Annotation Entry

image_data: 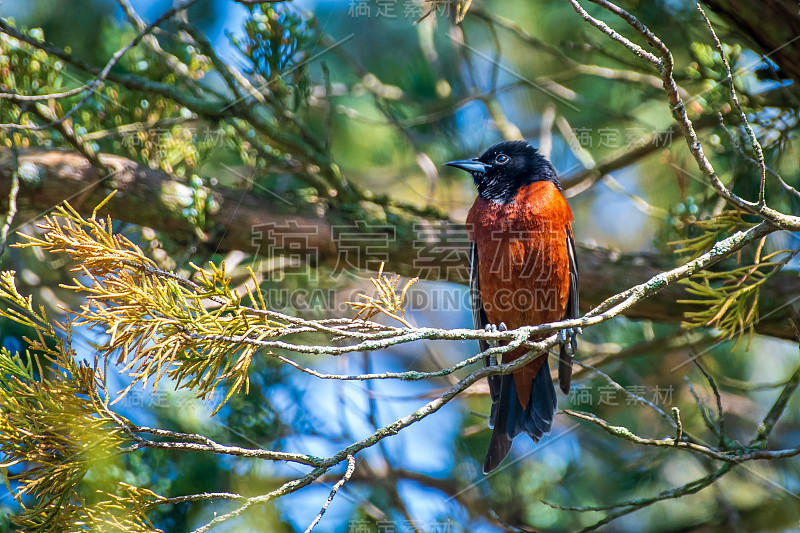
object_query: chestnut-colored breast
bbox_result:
[467,180,574,405]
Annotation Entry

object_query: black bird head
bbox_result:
[445,140,560,203]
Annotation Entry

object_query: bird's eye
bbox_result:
[495,154,510,164]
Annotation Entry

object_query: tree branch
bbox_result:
[3,149,797,339]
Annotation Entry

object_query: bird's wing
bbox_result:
[566,225,579,322]
[558,225,579,394]
[470,241,500,405]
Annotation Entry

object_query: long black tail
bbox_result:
[483,357,557,473]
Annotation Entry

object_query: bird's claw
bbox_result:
[484,322,507,335]
[484,322,507,364]
[558,326,582,356]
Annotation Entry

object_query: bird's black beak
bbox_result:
[444,158,492,174]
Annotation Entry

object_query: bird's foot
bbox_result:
[558,326,582,356]
[484,322,507,365]
[484,322,507,336]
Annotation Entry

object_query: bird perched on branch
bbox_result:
[446,141,579,473]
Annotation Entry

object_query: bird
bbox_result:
[445,140,579,473]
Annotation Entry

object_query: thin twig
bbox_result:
[0,0,202,131]
[567,0,800,230]
[685,376,721,439]
[544,463,735,532]
[304,455,355,533]
[696,4,767,207]
[565,0,661,65]
[692,359,726,445]
[717,114,794,198]
[562,410,738,462]
[573,360,675,427]
[754,363,800,444]
[0,112,21,256]
[671,407,682,445]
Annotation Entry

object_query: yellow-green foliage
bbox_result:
[347,262,418,327]
[678,229,796,344]
[0,272,158,531]
[669,211,755,260]
[14,199,290,415]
